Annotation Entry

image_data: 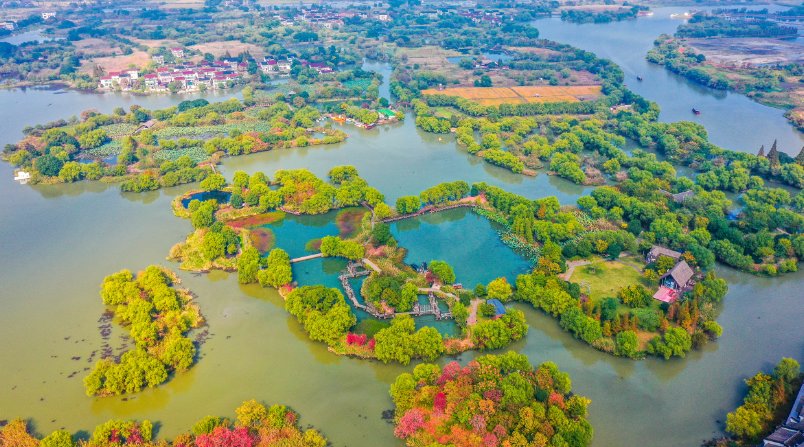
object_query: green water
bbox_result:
[0,49,802,447]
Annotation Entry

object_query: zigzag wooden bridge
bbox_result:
[338,261,454,321]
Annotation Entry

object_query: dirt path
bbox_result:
[467,298,482,326]
[559,260,591,281]
[362,258,381,273]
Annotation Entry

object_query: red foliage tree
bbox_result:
[394,408,426,439]
[195,426,255,447]
[548,392,565,409]
[434,392,447,413]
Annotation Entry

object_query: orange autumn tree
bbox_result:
[389,351,593,447]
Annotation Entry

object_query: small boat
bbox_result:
[636,76,643,81]
[692,108,701,115]
[13,170,31,184]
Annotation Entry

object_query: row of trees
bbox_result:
[0,399,327,447]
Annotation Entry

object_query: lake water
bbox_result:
[0,32,802,447]
[1,28,61,45]
[533,6,804,155]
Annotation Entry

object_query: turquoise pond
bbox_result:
[291,257,459,337]
[277,206,531,337]
[256,210,342,259]
[391,207,532,287]
[274,206,532,337]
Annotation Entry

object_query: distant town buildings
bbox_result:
[301,60,333,74]
[259,57,292,76]
[170,47,185,59]
[99,60,246,92]
[0,21,16,31]
[41,12,56,20]
[458,9,506,26]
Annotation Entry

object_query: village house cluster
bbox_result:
[646,246,698,303]
[99,59,247,92]
[295,8,391,29]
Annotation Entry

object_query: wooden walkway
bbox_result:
[382,202,476,224]
[338,262,391,319]
[337,261,454,321]
[290,253,323,263]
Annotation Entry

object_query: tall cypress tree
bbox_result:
[767,139,780,168]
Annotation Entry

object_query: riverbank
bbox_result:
[647,34,804,130]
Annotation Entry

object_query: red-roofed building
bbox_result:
[652,286,678,303]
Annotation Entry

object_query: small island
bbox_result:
[390,351,593,447]
[84,266,204,397]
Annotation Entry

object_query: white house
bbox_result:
[41,12,56,20]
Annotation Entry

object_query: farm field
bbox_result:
[686,38,804,66]
[421,85,602,105]
[79,51,152,74]
[189,41,266,59]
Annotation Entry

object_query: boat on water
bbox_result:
[670,11,694,19]
[692,108,701,115]
[13,170,31,184]
[636,76,643,81]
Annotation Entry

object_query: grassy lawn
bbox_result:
[569,255,652,303]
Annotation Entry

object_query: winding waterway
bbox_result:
[534,6,804,155]
[0,30,802,447]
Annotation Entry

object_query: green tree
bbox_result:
[58,161,83,182]
[258,248,292,288]
[773,357,800,383]
[615,330,639,358]
[200,173,226,191]
[395,195,422,214]
[237,247,261,284]
[726,406,763,439]
[618,284,651,308]
[40,430,75,447]
[487,277,513,302]
[190,201,217,229]
[429,260,455,284]
[35,154,64,177]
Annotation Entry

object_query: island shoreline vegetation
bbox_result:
[162,163,791,364]
[0,3,802,445]
[84,266,204,397]
[704,357,802,447]
[0,399,328,447]
[645,10,804,131]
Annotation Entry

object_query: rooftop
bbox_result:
[487,299,506,316]
[648,246,682,260]
[662,260,695,287]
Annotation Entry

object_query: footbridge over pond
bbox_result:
[290,253,324,263]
